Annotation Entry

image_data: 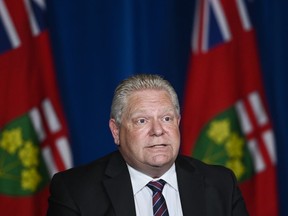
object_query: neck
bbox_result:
[134,163,174,179]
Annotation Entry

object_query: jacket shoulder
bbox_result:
[176,155,237,186]
[53,151,123,182]
[48,151,125,215]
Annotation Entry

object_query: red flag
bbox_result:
[0,0,72,215]
[181,0,278,215]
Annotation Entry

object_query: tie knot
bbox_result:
[147,179,166,193]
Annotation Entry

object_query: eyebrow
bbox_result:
[128,107,176,118]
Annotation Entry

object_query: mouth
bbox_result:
[149,144,168,148]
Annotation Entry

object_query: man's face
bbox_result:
[109,89,180,177]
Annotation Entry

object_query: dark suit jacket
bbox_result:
[47,151,249,216]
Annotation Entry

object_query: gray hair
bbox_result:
[110,74,180,124]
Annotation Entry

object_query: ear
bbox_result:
[177,116,181,126]
[109,119,120,146]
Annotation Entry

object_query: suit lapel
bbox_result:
[176,156,206,216]
[102,152,207,216]
[103,152,136,216]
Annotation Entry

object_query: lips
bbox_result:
[149,144,167,148]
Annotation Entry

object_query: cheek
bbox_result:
[165,124,180,135]
[120,127,144,147]
[128,131,146,145]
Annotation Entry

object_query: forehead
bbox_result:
[128,89,171,103]
[124,89,174,113]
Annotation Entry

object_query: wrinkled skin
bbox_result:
[109,89,181,178]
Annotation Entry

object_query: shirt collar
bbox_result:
[127,163,178,195]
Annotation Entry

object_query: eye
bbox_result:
[136,118,147,125]
[163,116,172,122]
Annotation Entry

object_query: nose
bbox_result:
[150,120,164,137]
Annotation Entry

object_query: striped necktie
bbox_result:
[147,179,169,216]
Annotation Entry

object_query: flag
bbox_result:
[181,0,278,215]
[0,0,73,215]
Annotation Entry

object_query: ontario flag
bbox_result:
[0,0,73,215]
[181,0,278,215]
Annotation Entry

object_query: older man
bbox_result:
[47,74,249,216]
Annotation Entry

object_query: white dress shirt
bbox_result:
[127,164,183,216]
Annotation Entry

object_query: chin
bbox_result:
[150,156,173,167]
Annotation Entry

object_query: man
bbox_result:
[47,74,249,216]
